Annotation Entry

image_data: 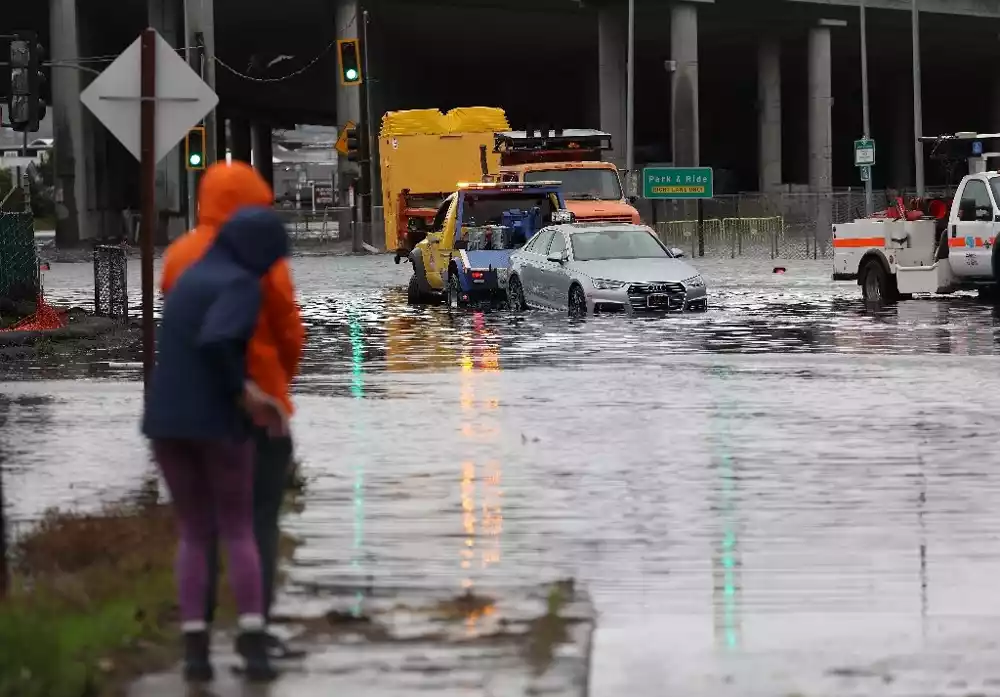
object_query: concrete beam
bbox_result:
[785,0,1000,19]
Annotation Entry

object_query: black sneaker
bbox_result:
[234,630,279,683]
[182,631,214,683]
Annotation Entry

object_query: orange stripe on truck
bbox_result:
[949,236,996,248]
[832,237,885,248]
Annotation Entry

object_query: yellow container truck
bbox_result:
[379,107,510,255]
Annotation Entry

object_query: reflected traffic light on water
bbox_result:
[458,312,504,634]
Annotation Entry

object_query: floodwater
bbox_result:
[7,255,1000,695]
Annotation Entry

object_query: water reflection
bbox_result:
[458,312,503,634]
[348,310,366,617]
[709,372,741,652]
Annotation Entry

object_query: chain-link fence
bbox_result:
[650,187,953,260]
[93,245,128,321]
[275,208,344,244]
[0,210,39,302]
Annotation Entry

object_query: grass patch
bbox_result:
[0,502,183,697]
[0,475,306,696]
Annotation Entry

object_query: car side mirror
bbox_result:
[670,247,686,258]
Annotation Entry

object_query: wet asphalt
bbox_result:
[6,255,1000,695]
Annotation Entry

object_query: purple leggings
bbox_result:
[152,438,263,623]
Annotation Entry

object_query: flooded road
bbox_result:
[7,256,1000,694]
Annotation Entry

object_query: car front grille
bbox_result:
[628,281,686,311]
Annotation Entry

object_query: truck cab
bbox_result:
[833,132,1000,302]
[493,129,642,225]
[406,182,572,307]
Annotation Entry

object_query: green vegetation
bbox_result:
[0,476,307,696]
[0,156,55,222]
[0,502,184,697]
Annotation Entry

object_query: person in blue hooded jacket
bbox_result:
[143,206,290,684]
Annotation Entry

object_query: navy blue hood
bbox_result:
[214,206,290,275]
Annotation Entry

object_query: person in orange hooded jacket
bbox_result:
[161,161,306,660]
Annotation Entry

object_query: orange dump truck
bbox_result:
[493,128,642,225]
[379,107,510,254]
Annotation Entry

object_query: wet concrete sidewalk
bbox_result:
[128,582,594,696]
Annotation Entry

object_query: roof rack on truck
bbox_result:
[493,129,612,167]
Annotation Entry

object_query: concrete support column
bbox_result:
[50,0,90,245]
[336,0,362,200]
[808,25,833,239]
[149,0,186,242]
[251,123,274,191]
[597,2,626,168]
[670,3,700,168]
[758,37,782,192]
[231,119,252,164]
[890,78,912,190]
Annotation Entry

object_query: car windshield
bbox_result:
[523,168,623,201]
[570,229,669,261]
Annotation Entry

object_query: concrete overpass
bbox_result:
[5,0,1000,245]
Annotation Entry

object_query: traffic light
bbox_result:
[185,126,206,170]
[337,39,363,86]
[7,32,46,133]
[345,125,361,163]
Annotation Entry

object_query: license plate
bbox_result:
[647,293,673,308]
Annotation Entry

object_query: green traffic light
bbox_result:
[345,68,358,81]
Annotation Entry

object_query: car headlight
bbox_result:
[682,275,706,289]
[593,278,626,290]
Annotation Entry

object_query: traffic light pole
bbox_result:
[357,34,372,236]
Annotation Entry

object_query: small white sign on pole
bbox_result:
[80,30,219,164]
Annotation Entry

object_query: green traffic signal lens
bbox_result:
[345,68,358,81]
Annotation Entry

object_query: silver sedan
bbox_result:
[506,223,708,316]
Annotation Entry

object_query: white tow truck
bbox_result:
[833,132,1000,302]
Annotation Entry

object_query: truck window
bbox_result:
[958,180,993,221]
[523,168,623,201]
[461,194,557,226]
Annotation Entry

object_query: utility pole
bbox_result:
[362,8,375,227]
[911,0,925,197]
[625,0,635,186]
[860,0,873,216]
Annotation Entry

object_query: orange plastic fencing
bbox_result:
[1,294,65,332]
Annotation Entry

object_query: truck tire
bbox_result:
[861,257,899,303]
[407,275,424,305]
[447,273,464,311]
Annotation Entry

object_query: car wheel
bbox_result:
[447,273,463,311]
[861,258,899,304]
[568,284,588,318]
[507,275,527,313]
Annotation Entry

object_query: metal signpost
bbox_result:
[855,138,876,191]
[643,166,713,257]
[80,28,219,389]
[859,0,874,216]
